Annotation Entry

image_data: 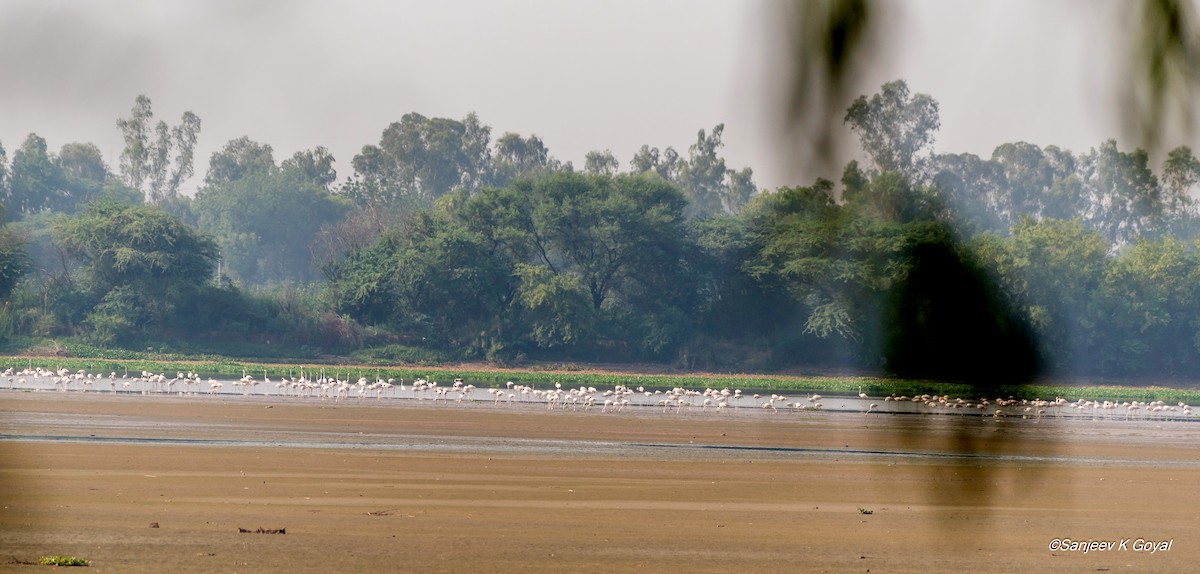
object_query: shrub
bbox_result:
[38,555,90,566]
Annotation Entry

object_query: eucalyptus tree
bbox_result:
[0,141,8,202]
[630,144,684,182]
[583,149,620,176]
[116,95,201,203]
[843,79,940,181]
[632,125,758,218]
[1160,145,1200,218]
[281,146,337,190]
[352,112,492,207]
[491,132,569,186]
[204,136,276,186]
[927,151,1006,235]
[1079,139,1163,245]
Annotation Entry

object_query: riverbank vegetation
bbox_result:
[3,81,1200,389]
[6,355,1200,405]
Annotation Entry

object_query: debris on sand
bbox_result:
[238,527,286,534]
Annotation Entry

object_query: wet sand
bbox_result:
[1,392,1198,573]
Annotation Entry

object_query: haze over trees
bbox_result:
[1,82,1200,380]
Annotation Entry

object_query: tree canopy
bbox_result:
[3,80,1200,378]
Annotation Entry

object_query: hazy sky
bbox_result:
[0,0,1161,194]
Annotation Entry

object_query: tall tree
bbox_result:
[352,113,483,206]
[281,146,337,189]
[680,125,729,218]
[928,151,1006,235]
[1080,139,1162,244]
[584,150,620,176]
[460,112,493,191]
[116,96,201,203]
[844,79,940,179]
[633,126,758,218]
[168,111,201,196]
[204,136,276,186]
[630,145,683,182]
[1160,145,1200,217]
[0,141,8,201]
[5,134,65,218]
[55,142,109,213]
[492,132,566,185]
[116,95,153,193]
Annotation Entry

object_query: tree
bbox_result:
[630,145,683,182]
[928,151,1006,235]
[57,142,107,184]
[352,113,483,206]
[165,111,201,197]
[740,174,1024,376]
[55,142,110,213]
[1094,237,1200,374]
[1160,145,1200,216]
[1080,139,1162,245]
[329,210,515,356]
[204,136,276,186]
[281,147,337,189]
[460,112,494,192]
[0,141,8,201]
[971,217,1109,374]
[584,150,620,176]
[4,134,65,218]
[680,125,729,218]
[116,96,201,203]
[633,125,759,218]
[492,132,566,185]
[116,95,153,193]
[743,179,877,345]
[193,170,351,285]
[514,262,594,348]
[52,201,218,343]
[332,171,694,359]
[991,142,1055,224]
[683,213,787,369]
[844,79,941,179]
[0,203,31,301]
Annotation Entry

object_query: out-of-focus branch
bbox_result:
[1123,0,1200,153]
[783,0,1200,172]
[781,0,881,179]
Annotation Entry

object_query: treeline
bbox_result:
[1,80,1199,380]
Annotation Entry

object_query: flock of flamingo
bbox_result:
[2,366,1196,423]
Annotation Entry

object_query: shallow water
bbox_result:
[3,371,1195,422]
[3,393,1198,468]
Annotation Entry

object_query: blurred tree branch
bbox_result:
[783,0,1200,176]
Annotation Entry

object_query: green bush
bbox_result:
[38,555,90,566]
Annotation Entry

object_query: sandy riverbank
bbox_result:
[1,392,1197,573]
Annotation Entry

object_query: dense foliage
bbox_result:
[3,83,1200,381]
